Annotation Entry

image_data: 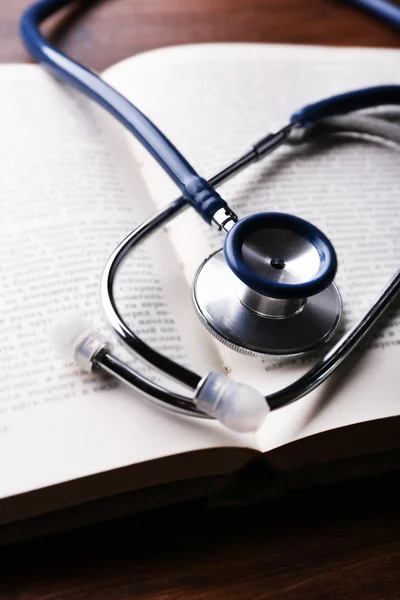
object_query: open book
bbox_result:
[1,43,399,543]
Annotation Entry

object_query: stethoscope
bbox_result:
[21,0,400,433]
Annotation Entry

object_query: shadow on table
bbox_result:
[1,469,399,599]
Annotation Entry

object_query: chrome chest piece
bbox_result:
[193,212,343,357]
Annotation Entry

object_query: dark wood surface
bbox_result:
[2,0,400,70]
[1,1,400,599]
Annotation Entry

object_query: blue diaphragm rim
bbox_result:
[224,212,337,300]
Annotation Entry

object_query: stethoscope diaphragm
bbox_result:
[192,212,343,357]
[192,249,342,357]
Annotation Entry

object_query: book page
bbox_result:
[103,43,400,453]
[0,65,257,504]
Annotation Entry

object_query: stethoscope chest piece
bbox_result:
[192,213,343,357]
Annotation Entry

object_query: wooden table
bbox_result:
[1,2,400,599]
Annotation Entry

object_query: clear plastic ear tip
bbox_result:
[194,373,269,433]
[49,312,108,372]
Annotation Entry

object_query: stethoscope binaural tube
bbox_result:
[23,0,400,432]
[52,203,400,431]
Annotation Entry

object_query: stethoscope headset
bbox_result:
[20,0,400,433]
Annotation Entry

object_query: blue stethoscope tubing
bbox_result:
[20,0,400,225]
[348,0,400,31]
[19,0,400,423]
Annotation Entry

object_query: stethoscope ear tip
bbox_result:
[194,372,269,433]
[49,312,108,372]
